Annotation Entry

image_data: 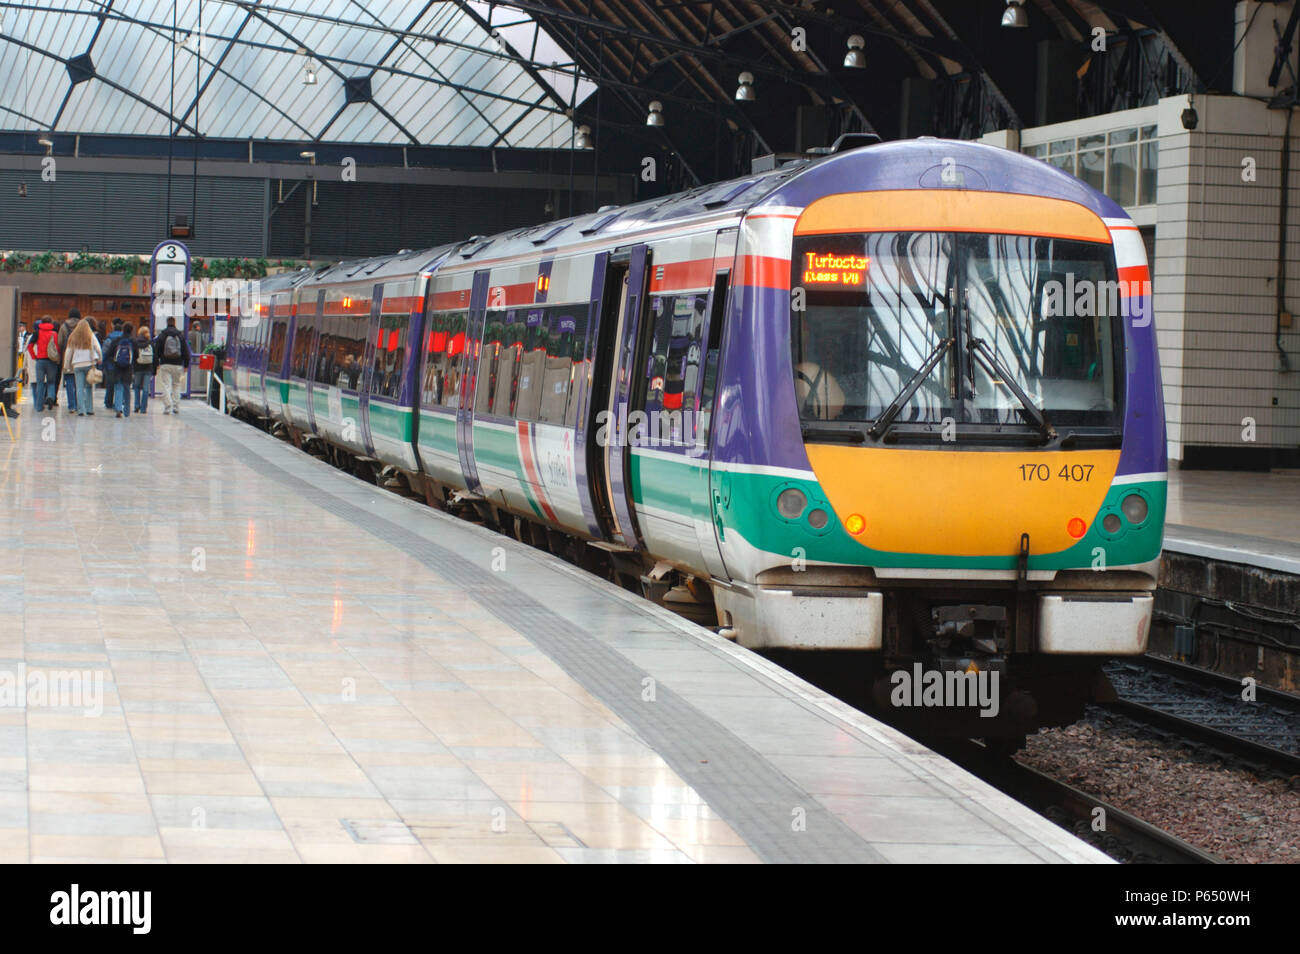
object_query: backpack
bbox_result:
[137,342,153,364]
[113,335,134,369]
[162,334,182,360]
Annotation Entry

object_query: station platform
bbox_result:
[1165,468,1300,575]
[0,400,1110,864]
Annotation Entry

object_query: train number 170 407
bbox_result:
[1019,463,1094,482]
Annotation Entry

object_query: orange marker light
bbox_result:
[844,513,866,535]
[1066,517,1087,538]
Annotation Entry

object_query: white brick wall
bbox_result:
[1155,94,1300,461]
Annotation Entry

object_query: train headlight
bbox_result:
[844,513,866,535]
[776,488,807,519]
[1121,493,1148,525]
[1066,517,1087,538]
[807,508,829,530]
[1102,513,1121,534]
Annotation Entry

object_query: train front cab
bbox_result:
[711,180,1166,729]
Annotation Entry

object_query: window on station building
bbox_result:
[1024,124,1158,207]
[640,292,708,444]
[421,310,469,409]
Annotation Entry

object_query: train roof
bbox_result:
[292,137,1124,288]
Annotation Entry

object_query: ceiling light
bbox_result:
[1001,0,1028,28]
[735,71,755,102]
[300,150,316,161]
[574,125,593,149]
[645,101,664,127]
[844,35,866,69]
[303,64,317,85]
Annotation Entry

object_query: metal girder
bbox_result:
[228,1,422,145]
[0,28,201,135]
[338,0,512,146]
[173,1,256,134]
[449,0,575,115]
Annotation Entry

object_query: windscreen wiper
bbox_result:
[966,336,1057,443]
[869,337,953,439]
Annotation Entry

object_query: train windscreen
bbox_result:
[790,231,1125,435]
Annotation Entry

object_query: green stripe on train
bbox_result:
[627,450,1166,571]
[368,402,413,442]
[471,423,543,520]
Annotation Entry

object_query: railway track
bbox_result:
[1102,656,1300,778]
[930,739,1221,864]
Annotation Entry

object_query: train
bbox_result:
[224,136,1166,739]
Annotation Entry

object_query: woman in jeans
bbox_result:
[132,324,155,413]
[62,318,102,415]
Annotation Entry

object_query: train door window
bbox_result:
[372,313,407,399]
[695,272,730,447]
[514,309,548,421]
[269,320,287,369]
[562,305,591,428]
[475,311,506,414]
[443,312,467,408]
[343,314,368,391]
[640,292,708,444]
[317,314,337,385]
[421,313,446,408]
[292,307,317,379]
[491,311,524,415]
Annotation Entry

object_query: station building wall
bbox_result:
[988,95,1300,471]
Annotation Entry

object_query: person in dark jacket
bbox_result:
[101,319,125,410]
[24,316,58,410]
[153,317,191,414]
[106,321,137,417]
[57,308,81,413]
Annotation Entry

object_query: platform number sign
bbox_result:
[150,240,192,335]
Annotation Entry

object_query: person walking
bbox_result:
[132,323,155,413]
[57,308,81,414]
[108,322,137,418]
[24,315,59,411]
[154,317,190,415]
[62,318,102,416]
[101,319,125,410]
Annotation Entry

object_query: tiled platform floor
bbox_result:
[1167,468,1300,545]
[1166,469,1300,574]
[0,400,1109,864]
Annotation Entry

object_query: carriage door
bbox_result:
[356,284,381,457]
[593,244,651,549]
[456,270,492,494]
[694,229,737,580]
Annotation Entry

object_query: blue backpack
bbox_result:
[113,335,134,369]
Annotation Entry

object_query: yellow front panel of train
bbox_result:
[805,446,1121,557]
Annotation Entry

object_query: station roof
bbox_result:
[0,1,1229,186]
[0,0,594,147]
